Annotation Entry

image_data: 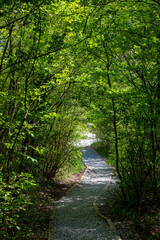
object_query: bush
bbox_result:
[0,173,36,239]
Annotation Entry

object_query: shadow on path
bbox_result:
[51,147,117,240]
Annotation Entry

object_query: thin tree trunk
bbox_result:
[7,109,28,182]
[103,44,126,199]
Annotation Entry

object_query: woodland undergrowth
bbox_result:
[91,141,160,240]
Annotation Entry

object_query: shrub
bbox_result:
[0,173,36,239]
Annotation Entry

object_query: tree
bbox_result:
[75,0,160,206]
[0,1,88,237]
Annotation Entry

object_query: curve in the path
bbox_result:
[51,147,117,240]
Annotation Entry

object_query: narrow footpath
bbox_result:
[50,147,119,240]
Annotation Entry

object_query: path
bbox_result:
[50,146,118,240]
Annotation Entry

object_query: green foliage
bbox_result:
[0,0,87,180]
[0,0,160,238]
[0,173,36,239]
[56,148,85,180]
[0,1,88,238]
[80,0,160,207]
[91,141,113,165]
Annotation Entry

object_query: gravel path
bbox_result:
[51,147,118,240]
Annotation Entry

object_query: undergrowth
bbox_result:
[0,153,86,240]
[55,148,86,181]
[91,141,160,240]
[91,141,115,166]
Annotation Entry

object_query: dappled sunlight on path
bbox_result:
[51,147,117,240]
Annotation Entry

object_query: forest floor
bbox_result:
[91,142,160,240]
[27,170,86,240]
[98,197,160,240]
[26,133,160,240]
[28,166,159,240]
[27,158,160,240]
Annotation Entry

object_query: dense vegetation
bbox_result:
[0,0,160,239]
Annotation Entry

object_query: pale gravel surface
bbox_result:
[96,180,140,240]
[51,147,118,240]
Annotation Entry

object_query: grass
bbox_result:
[56,150,86,182]
[91,141,116,167]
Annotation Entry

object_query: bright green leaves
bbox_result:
[74,0,160,206]
[1,0,160,237]
[0,173,36,239]
[0,0,87,178]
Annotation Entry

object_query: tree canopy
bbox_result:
[0,0,160,239]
